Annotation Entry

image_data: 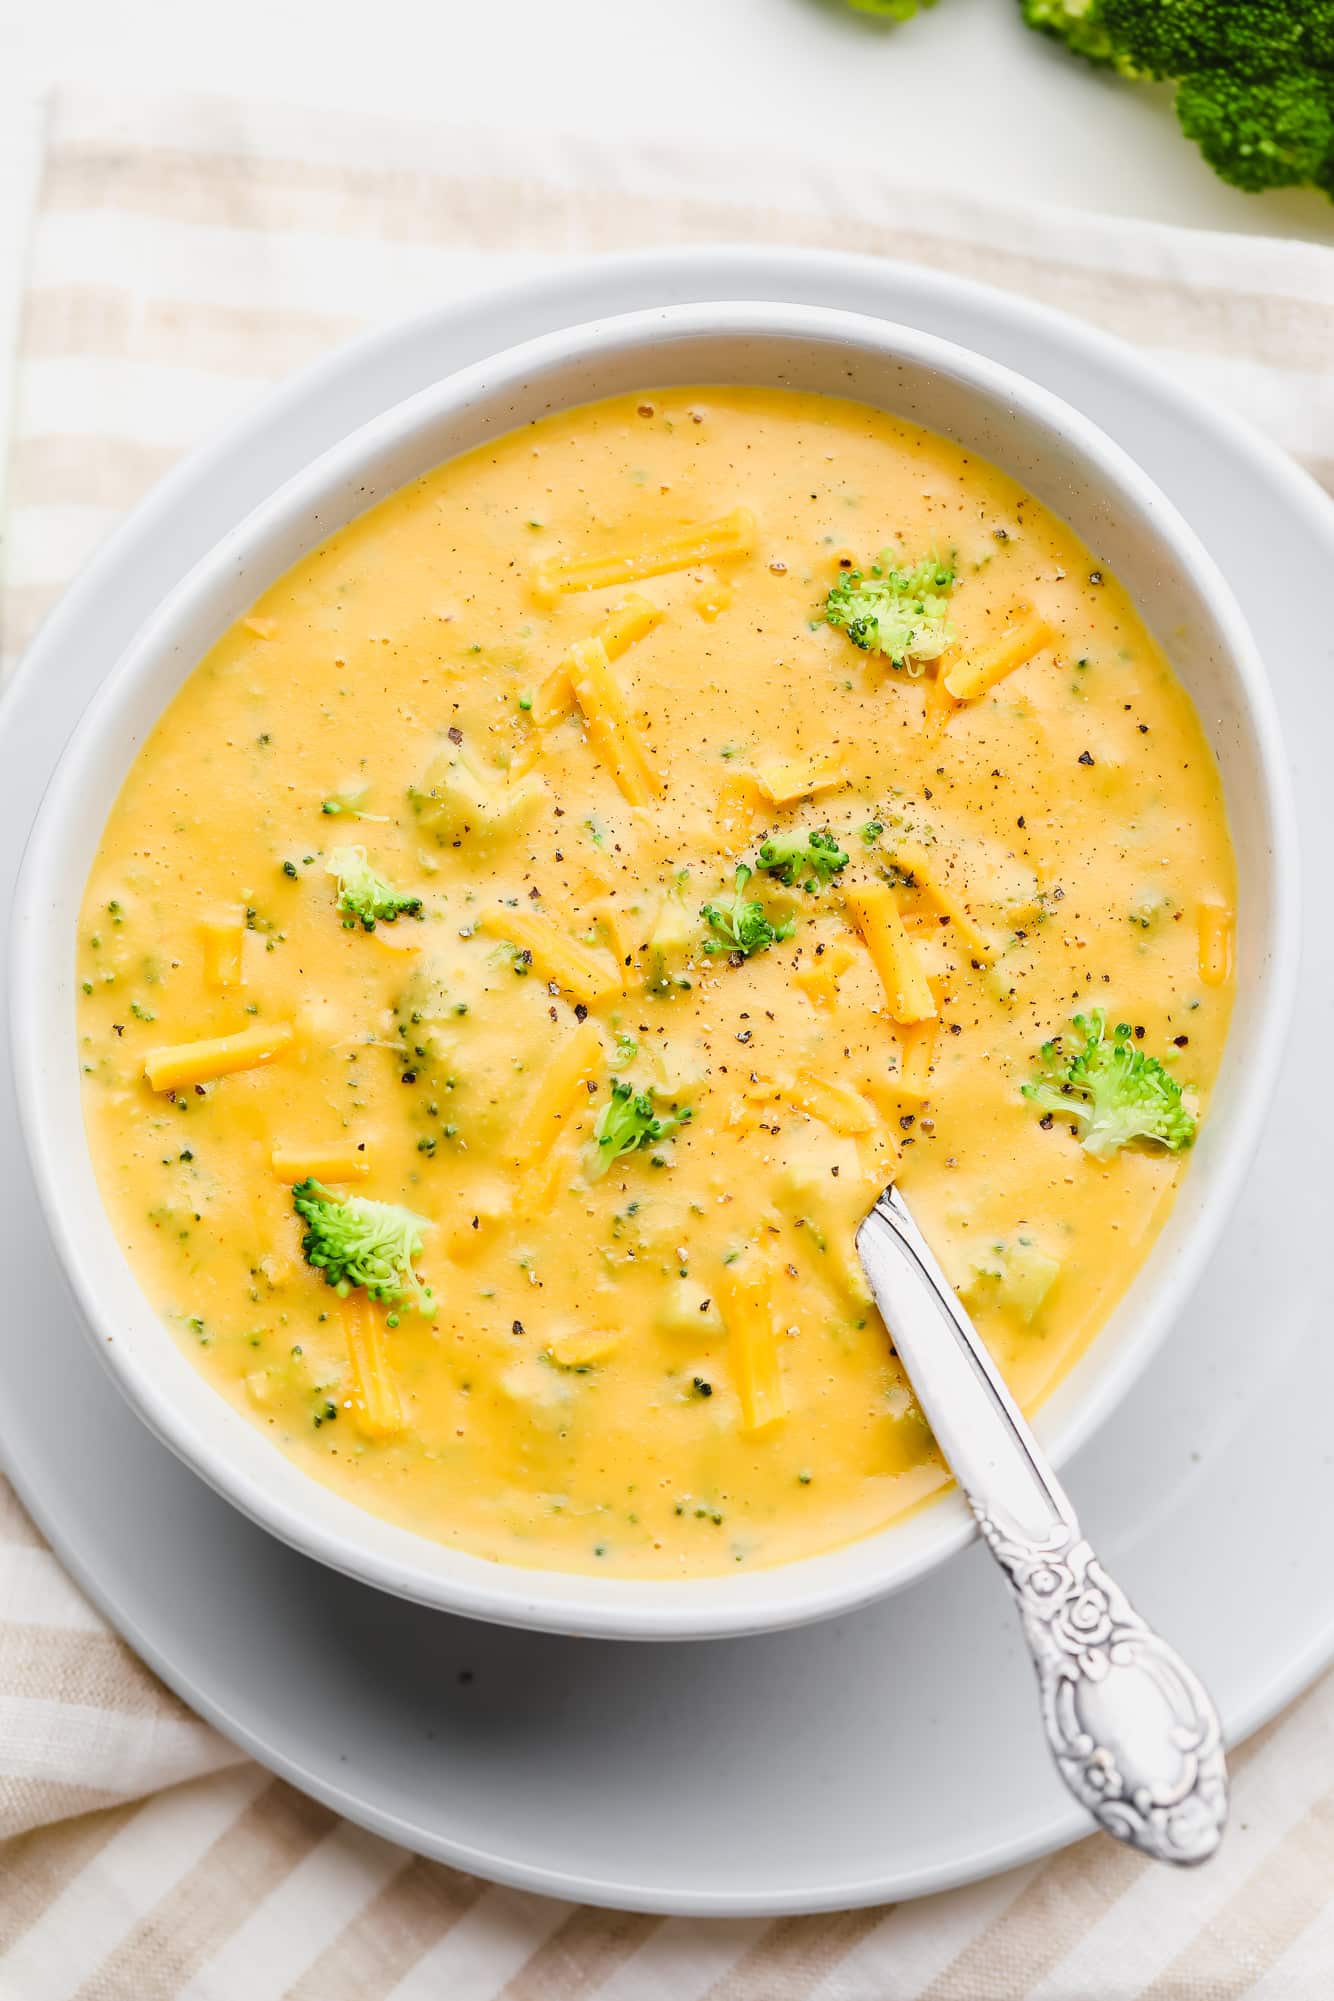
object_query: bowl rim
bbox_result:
[8,296,1300,1641]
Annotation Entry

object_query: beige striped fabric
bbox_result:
[2,84,1334,1998]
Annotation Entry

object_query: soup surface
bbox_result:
[77,386,1235,1576]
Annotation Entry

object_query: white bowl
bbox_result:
[9,301,1297,1641]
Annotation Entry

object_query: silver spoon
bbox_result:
[856,1184,1228,1866]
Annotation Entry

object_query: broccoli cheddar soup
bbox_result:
[76,386,1236,1577]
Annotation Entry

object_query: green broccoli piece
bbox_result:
[1022,1011,1196,1160]
[1176,70,1334,192]
[1020,0,1132,71]
[591,1079,692,1176]
[845,0,936,17]
[1019,0,1334,200]
[1097,0,1310,79]
[824,553,956,670]
[700,865,796,958]
[325,846,422,931]
[756,827,850,891]
[292,1179,435,1310]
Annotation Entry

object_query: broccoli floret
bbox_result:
[591,1079,692,1176]
[1019,0,1334,200]
[1177,70,1334,191]
[1098,0,1310,78]
[700,865,796,958]
[824,553,956,671]
[1029,0,1315,77]
[756,828,850,891]
[845,0,936,16]
[325,846,422,931]
[292,1179,434,1310]
[1022,1011,1196,1160]
[1021,0,1129,70]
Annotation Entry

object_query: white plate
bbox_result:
[1,247,1330,1915]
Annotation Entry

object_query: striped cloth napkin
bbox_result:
[3,83,1334,2001]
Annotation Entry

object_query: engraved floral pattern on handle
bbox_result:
[976,1511,1229,1865]
[856,1186,1228,1866]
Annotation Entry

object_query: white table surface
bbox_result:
[4,0,1334,245]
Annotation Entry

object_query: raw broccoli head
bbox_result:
[292,1179,435,1310]
[590,1079,693,1177]
[700,865,796,958]
[1176,70,1334,191]
[756,827,850,891]
[325,846,423,931]
[1021,0,1131,71]
[1027,0,1320,76]
[845,0,936,15]
[1019,0,1334,199]
[1098,0,1313,78]
[1022,1011,1196,1160]
[824,553,956,671]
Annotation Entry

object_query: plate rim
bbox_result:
[3,242,1333,1915]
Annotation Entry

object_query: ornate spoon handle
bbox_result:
[857,1186,1228,1865]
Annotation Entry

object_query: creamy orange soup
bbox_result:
[76,386,1235,1576]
